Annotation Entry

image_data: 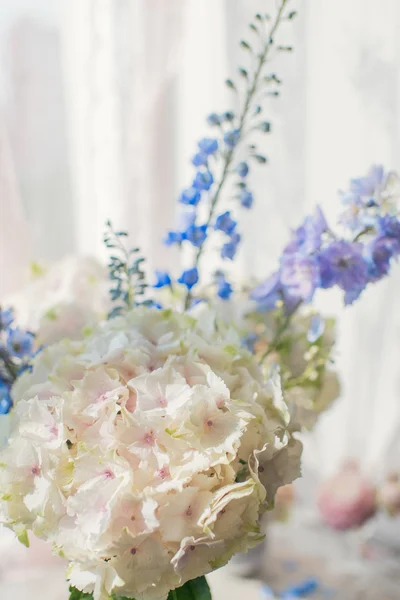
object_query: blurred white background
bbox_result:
[0,0,400,596]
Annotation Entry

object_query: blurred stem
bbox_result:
[258,299,302,365]
[184,0,290,311]
[0,348,19,384]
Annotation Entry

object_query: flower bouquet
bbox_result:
[1,1,400,599]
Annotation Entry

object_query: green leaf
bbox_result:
[17,529,30,548]
[68,578,211,600]
[168,577,212,600]
[68,587,94,600]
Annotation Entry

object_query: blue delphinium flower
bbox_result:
[192,152,208,167]
[317,240,369,304]
[185,224,208,247]
[215,211,237,235]
[164,231,183,246]
[192,170,214,191]
[153,270,172,288]
[224,129,240,148]
[239,189,254,208]
[207,113,221,126]
[179,187,201,206]
[236,162,249,178]
[0,308,13,330]
[178,267,199,289]
[222,111,235,122]
[221,232,241,260]
[6,328,34,358]
[280,254,321,302]
[0,382,12,414]
[216,275,233,300]
[198,138,218,155]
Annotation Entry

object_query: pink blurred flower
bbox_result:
[317,460,376,530]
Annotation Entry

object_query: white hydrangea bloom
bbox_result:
[0,307,301,600]
[4,256,110,346]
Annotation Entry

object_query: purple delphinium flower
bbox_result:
[280,254,321,302]
[284,206,328,256]
[178,268,199,290]
[377,215,400,253]
[250,271,282,311]
[317,240,369,304]
[251,271,301,314]
[215,211,237,235]
[350,164,385,197]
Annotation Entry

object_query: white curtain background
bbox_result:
[0,0,400,479]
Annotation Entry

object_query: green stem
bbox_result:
[0,348,19,383]
[183,0,290,310]
[108,223,135,310]
[258,299,302,365]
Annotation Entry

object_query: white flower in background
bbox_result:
[0,307,300,600]
[3,256,110,346]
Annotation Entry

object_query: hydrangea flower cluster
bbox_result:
[247,308,340,431]
[4,256,110,346]
[0,307,301,600]
[0,307,34,415]
[252,166,400,308]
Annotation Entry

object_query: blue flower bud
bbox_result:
[215,211,237,235]
[178,268,199,290]
[224,129,240,148]
[179,187,201,205]
[239,189,254,208]
[184,224,208,247]
[198,138,219,155]
[164,231,183,246]
[153,270,172,288]
[192,170,214,191]
[0,383,12,415]
[236,162,249,178]
[217,277,233,300]
[6,328,34,358]
[192,152,208,167]
[207,113,221,126]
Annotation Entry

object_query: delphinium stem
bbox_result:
[184,0,291,310]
